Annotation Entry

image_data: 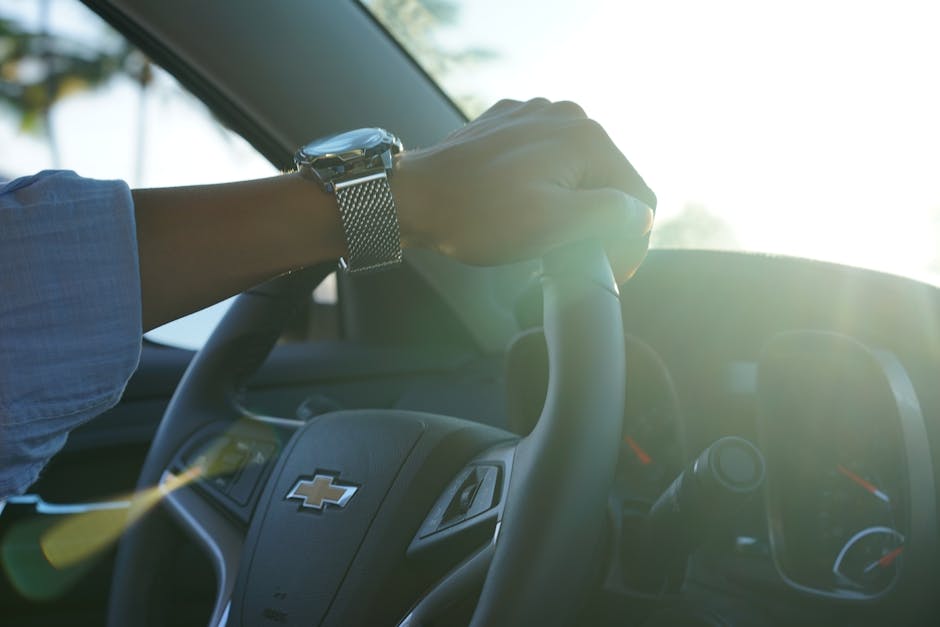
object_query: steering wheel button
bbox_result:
[211,475,233,493]
[466,465,500,517]
[419,464,502,537]
[229,449,270,505]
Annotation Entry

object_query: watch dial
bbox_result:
[304,128,386,156]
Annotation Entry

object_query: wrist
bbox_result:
[391,151,434,252]
[280,171,347,267]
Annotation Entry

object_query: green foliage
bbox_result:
[362,0,496,116]
[652,204,739,250]
[0,0,493,149]
[0,12,149,137]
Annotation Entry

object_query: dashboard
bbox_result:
[607,250,940,626]
[236,250,940,627]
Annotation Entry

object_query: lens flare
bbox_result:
[1,420,277,600]
[39,465,202,570]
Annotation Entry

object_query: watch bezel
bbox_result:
[295,128,402,192]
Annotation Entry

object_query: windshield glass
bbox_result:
[364,0,940,285]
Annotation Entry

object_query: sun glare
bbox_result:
[0,420,276,600]
[581,0,940,280]
[436,0,940,284]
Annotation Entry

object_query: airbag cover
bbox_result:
[232,411,425,626]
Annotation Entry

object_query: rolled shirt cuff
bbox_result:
[0,171,142,498]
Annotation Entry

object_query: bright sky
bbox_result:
[430,0,940,284]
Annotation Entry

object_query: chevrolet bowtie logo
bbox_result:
[286,473,359,511]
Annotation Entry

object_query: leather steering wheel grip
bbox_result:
[110,240,624,627]
[108,265,332,627]
[470,239,626,627]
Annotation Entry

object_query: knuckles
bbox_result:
[549,100,587,119]
[525,97,552,108]
[491,98,524,110]
[558,117,609,148]
[485,97,586,120]
[465,98,622,166]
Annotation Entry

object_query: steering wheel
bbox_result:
[109,240,626,627]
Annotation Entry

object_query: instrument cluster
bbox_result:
[615,329,936,619]
[757,331,934,602]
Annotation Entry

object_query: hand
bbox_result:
[392,98,656,281]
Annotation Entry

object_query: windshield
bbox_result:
[364,0,940,285]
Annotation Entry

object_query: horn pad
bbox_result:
[233,412,424,626]
[229,410,510,626]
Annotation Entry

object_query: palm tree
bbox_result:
[1,0,486,176]
[363,0,495,116]
[0,3,151,168]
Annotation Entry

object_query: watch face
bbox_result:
[305,128,387,156]
[296,127,402,189]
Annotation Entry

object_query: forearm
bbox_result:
[133,172,344,331]
[132,99,657,332]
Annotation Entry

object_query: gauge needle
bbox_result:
[863,546,904,574]
[837,464,890,504]
[624,435,653,465]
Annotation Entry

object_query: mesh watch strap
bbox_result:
[334,172,402,274]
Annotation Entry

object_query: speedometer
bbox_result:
[615,336,685,505]
[812,462,904,595]
[756,331,921,599]
[833,526,904,591]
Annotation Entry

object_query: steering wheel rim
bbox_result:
[109,241,625,627]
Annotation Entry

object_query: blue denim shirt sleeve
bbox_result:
[0,170,142,499]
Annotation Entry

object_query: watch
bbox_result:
[295,128,404,274]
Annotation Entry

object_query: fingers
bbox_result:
[478,101,656,212]
[602,152,657,213]
[546,187,653,282]
[448,98,553,144]
[598,145,657,213]
[541,100,587,119]
[405,96,658,272]
[476,98,551,120]
[550,187,654,243]
[475,98,591,128]
[607,234,650,283]
[557,118,657,212]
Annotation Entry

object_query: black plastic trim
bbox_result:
[81,0,292,169]
[351,1,468,124]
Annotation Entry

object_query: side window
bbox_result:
[0,0,336,349]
